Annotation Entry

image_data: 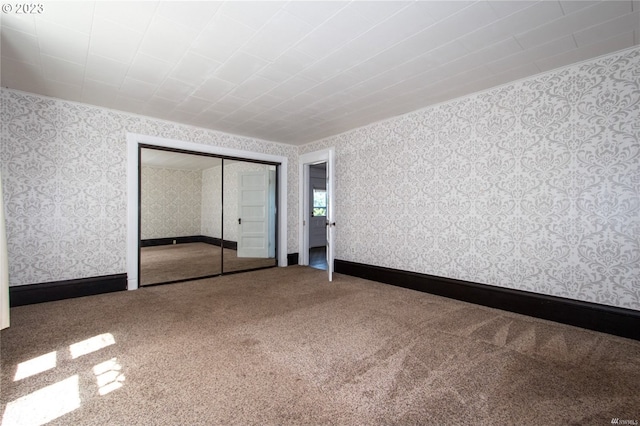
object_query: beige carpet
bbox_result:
[2,266,639,425]
[140,242,276,285]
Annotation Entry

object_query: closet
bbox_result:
[139,146,278,286]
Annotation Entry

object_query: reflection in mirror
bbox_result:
[139,148,222,286]
[222,159,277,273]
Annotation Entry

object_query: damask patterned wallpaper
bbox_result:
[140,166,202,240]
[302,47,640,311]
[200,166,221,239]
[0,90,298,286]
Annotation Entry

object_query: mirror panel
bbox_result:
[222,159,277,273]
[139,148,222,285]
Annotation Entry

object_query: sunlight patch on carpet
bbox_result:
[69,333,115,359]
[93,357,125,396]
[2,375,80,426]
[13,351,57,381]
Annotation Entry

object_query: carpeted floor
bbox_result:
[2,266,639,425]
[140,242,276,285]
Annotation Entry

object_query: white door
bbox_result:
[237,171,269,258]
[326,151,335,281]
[298,148,335,282]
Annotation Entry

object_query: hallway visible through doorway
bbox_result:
[309,247,327,270]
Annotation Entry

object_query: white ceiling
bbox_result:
[2,1,638,145]
[141,148,222,170]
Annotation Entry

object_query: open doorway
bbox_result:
[309,163,327,270]
[298,147,335,281]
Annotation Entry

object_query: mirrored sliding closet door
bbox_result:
[139,148,222,286]
[138,148,279,286]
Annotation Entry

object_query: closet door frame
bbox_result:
[126,133,288,291]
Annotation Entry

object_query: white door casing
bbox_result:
[299,148,335,282]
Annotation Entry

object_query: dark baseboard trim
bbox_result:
[141,236,237,250]
[10,274,128,307]
[287,253,299,266]
[335,260,640,341]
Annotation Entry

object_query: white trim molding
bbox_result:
[298,147,335,269]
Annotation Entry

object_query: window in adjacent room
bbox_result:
[312,188,327,217]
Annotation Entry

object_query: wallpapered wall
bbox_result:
[140,166,202,240]
[0,90,298,286]
[201,166,221,239]
[302,47,640,311]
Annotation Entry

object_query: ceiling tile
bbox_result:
[272,93,318,113]
[38,1,95,34]
[241,11,314,61]
[293,23,352,60]
[1,26,40,65]
[81,79,118,106]
[219,1,286,30]
[255,65,294,84]
[284,1,347,26]
[486,35,577,74]
[190,14,256,63]
[175,96,211,115]
[156,1,221,33]
[169,109,197,123]
[243,93,284,109]
[488,1,540,18]
[573,11,640,47]
[40,55,85,86]
[229,76,279,100]
[37,19,90,64]
[264,49,316,78]
[214,51,269,85]
[460,1,564,51]
[119,76,157,101]
[536,31,636,71]
[144,96,178,114]
[155,77,197,103]
[138,15,198,64]
[559,1,602,15]
[84,54,129,87]
[127,53,174,86]
[41,79,83,102]
[0,57,43,93]
[193,107,228,124]
[516,1,633,49]
[93,1,158,33]
[191,77,236,101]
[89,17,145,64]
[169,52,221,86]
[0,12,36,35]
[304,73,360,99]
[422,1,476,21]
[214,95,248,112]
[111,94,147,114]
[349,2,413,25]
[271,75,318,98]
